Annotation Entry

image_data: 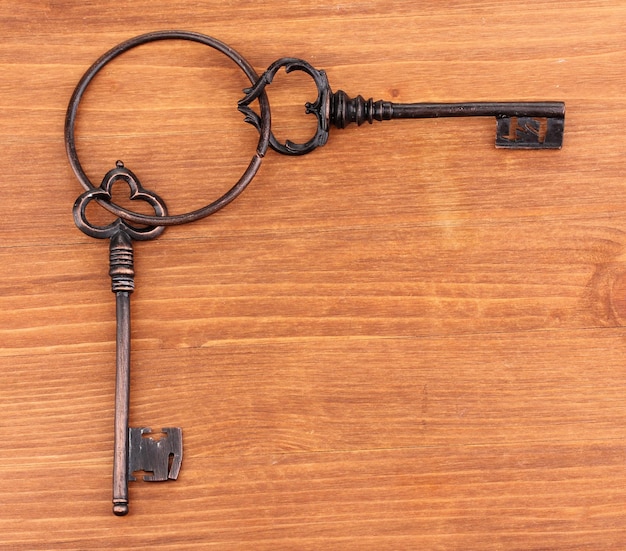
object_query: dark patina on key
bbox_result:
[73,162,182,516]
[239,58,565,155]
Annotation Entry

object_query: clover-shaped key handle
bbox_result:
[73,161,167,242]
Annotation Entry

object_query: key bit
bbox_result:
[239,57,565,155]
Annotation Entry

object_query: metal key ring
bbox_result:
[65,30,271,227]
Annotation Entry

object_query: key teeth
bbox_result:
[128,427,183,483]
[495,115,564,149]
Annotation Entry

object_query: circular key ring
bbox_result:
[65,30,271,227]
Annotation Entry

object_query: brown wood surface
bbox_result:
[2,1,626,549]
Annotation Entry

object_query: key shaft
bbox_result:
[109,231,135,516]
[375,101,563,120]
[112,291,131,515]
[330,93,565,125]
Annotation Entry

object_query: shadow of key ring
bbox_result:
[65,30,271,227]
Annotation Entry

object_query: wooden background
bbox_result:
[1,1,625,549]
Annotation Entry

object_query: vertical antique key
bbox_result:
[73,162,183,516]
[239,58,565,155]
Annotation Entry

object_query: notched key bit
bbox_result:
[128,427,183,482]
[239,58,565,155]
[73,162,182,516]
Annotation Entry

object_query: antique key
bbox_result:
[72,163,183,516]
[239,58,565,155]
[66,31,273,516]
[66,30,564,516]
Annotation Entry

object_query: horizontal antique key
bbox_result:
[73,162,182,516]
[239,58,565,155]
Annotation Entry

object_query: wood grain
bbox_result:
[1,1,626,548]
